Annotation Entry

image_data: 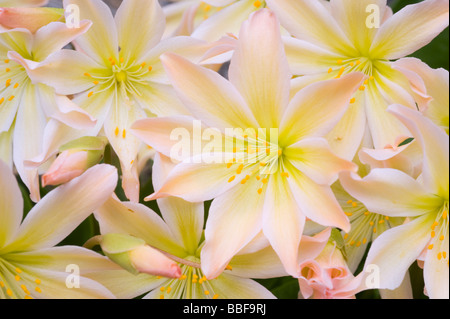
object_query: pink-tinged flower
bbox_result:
[0,16,94,202]
[164,0,266,41]
[0,161,120,299]
[0,7,64,33]
[91,153,291,299]
[393,57,449,134]
[41,136,108,187]
[0,0,48,7]
[298,238,361,299]
[267,0,449,160]
[23,0,214,203]
[131,9,363,279]
[340,104,449,299]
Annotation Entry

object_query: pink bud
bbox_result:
[129,245,182,279]
[42,150,89,187]
[0,7,63,33]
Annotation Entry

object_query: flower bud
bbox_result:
[91,233,182,278]
[0,7,64,33]
[42,136,108,187]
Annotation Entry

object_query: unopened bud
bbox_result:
[42,136,108,187]
[88,233,182,278]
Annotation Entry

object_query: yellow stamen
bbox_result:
[115,127,119,137]
[228,176,235,183]
[350,98,356,104]
[88,91,94,98]
[253,0,262,8]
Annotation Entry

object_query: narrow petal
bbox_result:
[201,178,265,279]
[285,137,357,185]
[325,89,367,160]
[283,36,343,75]
[330,0,387,55]
[370,0,449,60]
[339,169,442,218]
[115,0,164,61]
[0,160,23,248]
[31,20,92,62]
[63,0,119,64]
[266,0,356,55]
[360,213,435,291]
[297,228,332,264]
[161,52,258,131]
[6,164,118,252]
[12,81,46,202]
[153,153,204,255]
[228,9,291,129]
[0,0,48,6]
[424,233,449,299]
[280,72,364,146]
[145,153,243,203]
[388,104,449,197]
[10,49,104,96]
[262,173,305,277]
[287,162,350,232]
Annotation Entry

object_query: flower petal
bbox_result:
[153,153,204,255]
[115,0,164,61]
[0,159,22,248]
[210,273,276,299]
[360,213,435,291]
[286,161,350,232]
[388,104,449,197]
[266,0,356,55]
[285,137,357,185]
[228,9,291,129]
[201,178,265,279]
[370,0,449,60]
[31,20,92,62]
[423,233,449,299]
[280,72,364,146]
[339,169,442,218]
[161,52,258,131]
[262,173,305,277]
[5,164,118,252]
[63,0,118,64]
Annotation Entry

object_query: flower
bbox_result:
[0,161,119,299]
[131,9,363,279]
[24,0,213,202]
[340,104,449,299]
[267,0,449,159]
[298,234,361,299]
[0,16,94,201]
[91,153,295,299]
[393,57,449,134]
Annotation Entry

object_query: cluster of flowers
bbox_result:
[0,0,448,299]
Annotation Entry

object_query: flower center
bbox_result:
[0,257,42,299]
[224,130,290,195]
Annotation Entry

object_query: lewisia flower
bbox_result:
[25,0,212,202]
[340,104,449,299]
[393,57,449,134]
[267,0,449,159]
[0,161,119,299]
[0,13,94,201]
[298,236,361,299]
[131,9,363,279]
[92,154,293,299]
